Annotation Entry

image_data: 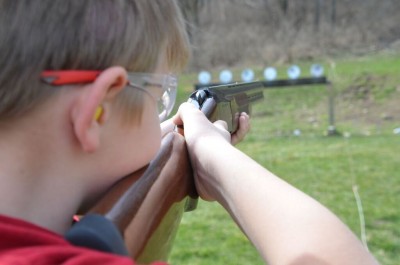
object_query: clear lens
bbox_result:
[158,75,177,121]
[127,73,177,122]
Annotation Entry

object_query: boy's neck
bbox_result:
[0,119,89,234]
[0,155,86,234]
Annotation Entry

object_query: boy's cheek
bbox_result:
[134,125,162,169]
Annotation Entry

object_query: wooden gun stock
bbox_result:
[87,132,196,262]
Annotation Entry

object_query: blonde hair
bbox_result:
[0,0,190,122]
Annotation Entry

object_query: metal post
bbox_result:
[327,82,339,135]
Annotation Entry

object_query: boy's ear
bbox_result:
[71,66,128,153]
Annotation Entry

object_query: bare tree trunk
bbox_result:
[314,0,322,31]
[280,0,289,15]
[178,0,201,43]
[331,0,336,28]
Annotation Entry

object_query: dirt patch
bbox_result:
[342,74,389,101]
[334,74,400,131]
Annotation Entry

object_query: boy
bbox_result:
[0,1,378,265]
[0,1,193,264]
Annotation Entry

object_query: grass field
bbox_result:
[168,52,400,265]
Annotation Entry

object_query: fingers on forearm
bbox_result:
[232,112,251,145]
[240,112,250,131]
[160,119,176,136]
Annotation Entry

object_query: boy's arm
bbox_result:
[173,103,379,265]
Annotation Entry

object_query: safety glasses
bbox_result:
[41,71,177,122]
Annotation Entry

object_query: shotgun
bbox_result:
[80,81,267,263]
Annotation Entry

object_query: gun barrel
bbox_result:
[208,81,265,101]
[192,81,266,133]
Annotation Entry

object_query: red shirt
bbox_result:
[0,215,166,265]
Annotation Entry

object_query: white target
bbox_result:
[263,67,277,81]
[241,68,255,82]
[287,65,301,79]
[198,71,211,84]
[310,64,324,78]
[219,70,233,83]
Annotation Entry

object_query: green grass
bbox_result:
[168,52,400,265]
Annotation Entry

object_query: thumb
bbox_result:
[213,120,231,143]
[172,102,205,126]
[213,120,228,131]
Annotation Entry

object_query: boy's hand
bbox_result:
[172,102,230,143]
[167,104,251,145]
[171,103,248,201]
[160,118,176,138]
